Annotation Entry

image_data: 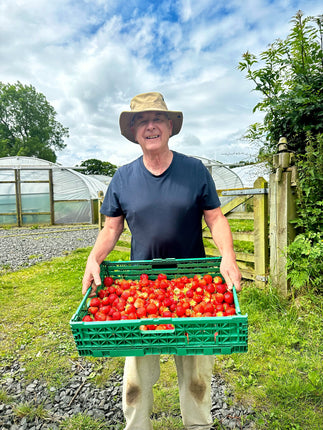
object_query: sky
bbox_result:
[0,0,321,168]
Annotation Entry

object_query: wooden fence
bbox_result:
[203,177,268,287]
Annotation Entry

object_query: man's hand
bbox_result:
[220,256,242,292]
[81,215,125,297]
[82,260,102,297]
[204,207,242,292]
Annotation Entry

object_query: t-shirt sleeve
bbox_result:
[100,172,124,217]
[200,165,221,210]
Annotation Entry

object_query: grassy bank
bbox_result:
[0,247,322,429]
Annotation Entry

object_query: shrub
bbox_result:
[287,133,323,293]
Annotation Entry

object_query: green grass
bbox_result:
[152,357,181,417]
[0,247,129,386]
[216,284,323,429]
[228,219,254,232]
[13,402,50,420]
[0,244,322,429]
[0,389,14,404]
[229,219,255,254]
[204,218,255,254]
[59,413,115,429]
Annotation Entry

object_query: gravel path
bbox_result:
[0,225,256,429]
[0,360,255,430]
[0,225,99,272]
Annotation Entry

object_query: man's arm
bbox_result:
[82,215,125,296]
[204,207,242,291]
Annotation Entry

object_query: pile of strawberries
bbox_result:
[82,273,237,326]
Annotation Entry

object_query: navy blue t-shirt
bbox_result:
[100,151,221,260]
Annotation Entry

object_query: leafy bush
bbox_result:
[287,232,323,293]
[287,133,323,293]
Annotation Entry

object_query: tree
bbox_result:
[77,158,118,176]
[0,81,69,162]
[238,12,323,293]
[238,11,323,160]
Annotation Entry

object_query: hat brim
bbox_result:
[119,109,183,143]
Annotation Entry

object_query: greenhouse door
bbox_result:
[0,168,54,226]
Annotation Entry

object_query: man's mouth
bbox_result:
[146,135,159,140]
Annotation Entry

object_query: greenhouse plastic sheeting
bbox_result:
[0,156,108,225]
[193,156,243,190]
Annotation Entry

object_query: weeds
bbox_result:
[59,413,112,429]
[0,388,14,404]
[13,402,50,420]
[152,415,183,429]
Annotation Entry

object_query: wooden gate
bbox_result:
[203,177,269,287]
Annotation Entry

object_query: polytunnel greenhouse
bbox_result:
[193,156,243,207]
[194,156,243,189]
[0,156,108,226]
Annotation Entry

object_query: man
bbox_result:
[82,92,242,430]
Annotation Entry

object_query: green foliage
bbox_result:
[13,402,50,420]
[0,81,69,162]
[238,11,323,159]
[287,231,323,294]
[287,133,323,293]
[77,158,118,176]
[239,11,323,293]
[0,389,14,404]
[59,413,112,429]
[152,416,183,429]
[292,133,323,232]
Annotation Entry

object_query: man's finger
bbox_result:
[88,283,98,297]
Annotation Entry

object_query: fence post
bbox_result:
[269,137,297,295]
[253,177,269,287]
[98,191,104,230]
[14,169,22,227]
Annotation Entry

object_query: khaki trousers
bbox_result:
[122,355,215,430]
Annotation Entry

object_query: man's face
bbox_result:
[131,111,173,152]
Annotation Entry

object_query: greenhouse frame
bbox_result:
[0,156,108,226]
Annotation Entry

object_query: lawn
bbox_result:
[0,245,322,429]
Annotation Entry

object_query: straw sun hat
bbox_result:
[119,92,183,143]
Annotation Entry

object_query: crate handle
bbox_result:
[232,285,241,315]
[151,258,178,269]
[71,286,92,322]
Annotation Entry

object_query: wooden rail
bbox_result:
[203,177,269,286]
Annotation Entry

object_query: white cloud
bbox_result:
[0,0,321,167]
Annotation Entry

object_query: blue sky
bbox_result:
[0,0,321,167]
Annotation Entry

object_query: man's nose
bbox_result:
[146,120,155,129]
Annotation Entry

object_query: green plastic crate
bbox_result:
[70,257,248,357]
